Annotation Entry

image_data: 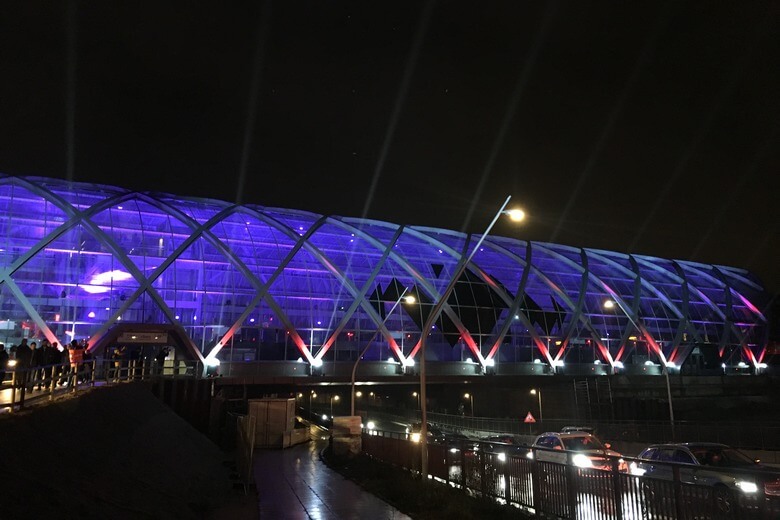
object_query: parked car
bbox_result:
[444,433,479,457]
[561,425,595,435]
[405,422,444,443]
[481,434,524,461]
[634,442,780,515]
[529,431,627,471]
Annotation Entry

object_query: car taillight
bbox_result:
[764,479,780,497]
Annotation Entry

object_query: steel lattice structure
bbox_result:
[0,175,770,372]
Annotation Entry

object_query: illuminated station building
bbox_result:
[0,175,772,376]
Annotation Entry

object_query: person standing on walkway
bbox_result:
[0,344,8,384]
[80,341,92,383]
[154,347,169,376]
[15,339,32,389]
[30,341,44,390]
[67,340,85,388]
[58,343,70,386]
[44,341,60,389]
[112,346,126,382]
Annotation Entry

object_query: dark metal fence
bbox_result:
[362,430,780,519]
[1,358,203,410]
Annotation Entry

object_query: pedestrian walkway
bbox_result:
[253,433,411,520]
[0,380,103,410]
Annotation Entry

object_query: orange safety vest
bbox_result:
[69,347,84,365]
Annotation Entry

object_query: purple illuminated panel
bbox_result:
[0,174,770,370]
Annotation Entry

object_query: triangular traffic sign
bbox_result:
[524,411,536,423]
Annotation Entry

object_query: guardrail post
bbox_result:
[444,439,450,487]
[672,465,684,520]
[611,457,623,520]
[18,369,27,408]
[459,440,467,488]
[10,370,17,410]
[566,452,579,519]
[479,443,487,497]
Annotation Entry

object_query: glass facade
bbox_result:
[0,175,770,370]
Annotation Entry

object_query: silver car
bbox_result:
[634,442,780,516]
[530,431,627,472]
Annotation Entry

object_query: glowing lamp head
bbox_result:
[603,300,615,309]
[404,295,416,304]
[506,208,525,222]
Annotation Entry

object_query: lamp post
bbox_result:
[331,394,339,418]
[309,391,317,421]
[530,388,542,424]
[464,392,474,416]
[604,298,675,440]
[351,289,416,416]
[419,196,524,477]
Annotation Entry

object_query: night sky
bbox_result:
[1,1,778,294]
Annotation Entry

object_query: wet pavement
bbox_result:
[253,432,411,520]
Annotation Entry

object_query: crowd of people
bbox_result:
[0,338,172,391]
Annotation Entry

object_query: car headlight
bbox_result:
[736,481,759,494]
[411,432,421,443]
[497,452,507,462]
[366,421,376,430]
[450,447,459,454]
[526,451,534,460]
[573,454,593,468]
[629,462,646,476]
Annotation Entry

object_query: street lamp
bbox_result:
[309,391,317,421]
[604,298,675,440]
[412,391,420,410]
[464,392,474,416]
[530,388,543,424]
[350,288,416,416]
[419,196,524,477]
[331,394,339,418]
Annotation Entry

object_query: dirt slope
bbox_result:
[0,384,233,519]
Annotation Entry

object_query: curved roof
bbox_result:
[0,174,769,369]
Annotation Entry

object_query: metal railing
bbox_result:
[1,359,204,410]
[362,429,780,519]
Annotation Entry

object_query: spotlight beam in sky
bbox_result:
[360,0,435,221]
[459,0,558,234]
